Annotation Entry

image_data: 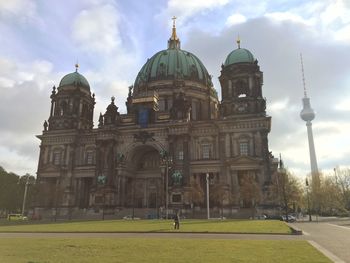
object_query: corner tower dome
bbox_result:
[224,38,255,66]
[59,64,90,91]
[134,18,212,88]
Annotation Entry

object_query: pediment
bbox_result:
[41,163,60,172]
[227,156,262,168]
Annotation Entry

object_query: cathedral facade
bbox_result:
[35,22,278,218]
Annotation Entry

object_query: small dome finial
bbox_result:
[236,35,241,49]
[111,96,115,103]
[75,62,79,72]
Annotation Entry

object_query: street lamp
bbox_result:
[206,172,210,219]
[305,178,312,222]
[97,173,107,220]
[132,180,135,220]
[21,174,35,217]
[160,150,173,220]
[278,155,289,222]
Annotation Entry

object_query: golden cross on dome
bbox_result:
[172,16,177,28]
[236,35,241,49]
[170,16,178,41]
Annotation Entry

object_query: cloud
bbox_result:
[319,0,350,26]
[0,145,37,176]
[263,0,350,43]
[72,4,122,53]
[0,0,42,28]
[160,0,229,26]
[335,97,350,111]
[226,13,247,26]
[265,12,315,26]
[0,0,36,17]
[0,57,58,175]
[334,24,350,42]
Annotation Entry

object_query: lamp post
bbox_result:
[97,173,107,220]
[53,172,64,222]
[305,178,312,222]
[278,155,289,222]
[21,174,34,217]
[102,191,105,220]
[160,150,173,220]
[206,172,210,219]
[132,180,135,220]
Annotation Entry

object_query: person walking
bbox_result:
[174,213,180,230]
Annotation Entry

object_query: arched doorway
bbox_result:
[125,145,164,210]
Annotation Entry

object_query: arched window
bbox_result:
[85,150,95,165]
[202,144,211,159]
[239,142,249,156]
[52,150,62,165]
[236,79,248,98]
[238,135,250,156]
[59,101,68,116]
[176,142,184,161]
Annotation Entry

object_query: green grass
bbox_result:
[0,219,291,234]
[0,238,331,263]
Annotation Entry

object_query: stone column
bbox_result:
[225,133,230,157]
[183,135,190,185]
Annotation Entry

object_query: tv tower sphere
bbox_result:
[300,97,315,121]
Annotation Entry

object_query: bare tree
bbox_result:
[318,174,343,215]
[209,183,233,218]
[308,169,350,216]
[239,175,261,218]
[188,182,204,214]
[271,168,302,219]
[334,168,350,211]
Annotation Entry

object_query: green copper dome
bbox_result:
[224,48,255,66]
[135,20,213,88]
[59,69,90,91]
[134,48,212,87]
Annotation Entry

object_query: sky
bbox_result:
[0,0,349,178]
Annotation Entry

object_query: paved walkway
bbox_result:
[0,232,304,240]
[290,221,350,263]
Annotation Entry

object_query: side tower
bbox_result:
[35,65,96,216]
[219,39,266,117]
[219,39,276,211]
[299,54,319,176]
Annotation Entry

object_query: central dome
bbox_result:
[134,20,212,87]
[134,49,212,86]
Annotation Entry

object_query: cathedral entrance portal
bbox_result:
[126,145,163,209]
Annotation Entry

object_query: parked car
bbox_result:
[122,215,140,220]
[266,214,296,222]
[7,214,28,221]
[266,215,283,221]
[282,215,296,222]
[255,215,267,220]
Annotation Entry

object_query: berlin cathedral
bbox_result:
[35,20,278,218]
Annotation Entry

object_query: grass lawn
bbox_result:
[0,219,292,234]
[0,238,331,263]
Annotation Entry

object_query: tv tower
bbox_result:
[299,54,319,175]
